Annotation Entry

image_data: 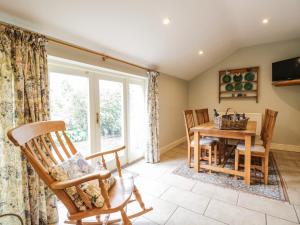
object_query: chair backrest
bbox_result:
[260,109,270,140]
[7,121,80,214]
[183,110,195,143]
[195,108,209,125]
[261,109,278,151]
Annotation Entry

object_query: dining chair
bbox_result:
[7,121,152,225]
[183,110,217,169]
[195,108,223,165]
[235,109,278,184]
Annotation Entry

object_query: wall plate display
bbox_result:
[218,67,259,103]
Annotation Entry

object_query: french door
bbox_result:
[49,58,147,169]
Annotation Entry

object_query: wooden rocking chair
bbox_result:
[7,121,152,225]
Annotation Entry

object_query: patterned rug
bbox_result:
[173,152,289,201]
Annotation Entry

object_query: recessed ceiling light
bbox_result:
[198,50,204,55]
[262,18,269,24]
[163,18,170,25]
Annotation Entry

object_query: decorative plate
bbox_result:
[225,83,234,91]
[233,74,243,82]
[244,82,253,90]
[222,74,231,83]
[234,83,243,91]
[245,72,255,81]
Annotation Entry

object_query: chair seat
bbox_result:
[236,143,265,153]
[191,137,215,147]
[206,137,220,142]
[107,175,134,209]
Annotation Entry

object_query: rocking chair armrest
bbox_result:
[50,170,111,190]
[85,146,126,160]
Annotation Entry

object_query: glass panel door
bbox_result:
[49,72,91,156]
[128,80,147,162]
[97,79,126,167]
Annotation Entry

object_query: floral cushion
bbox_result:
[49,153,115,211]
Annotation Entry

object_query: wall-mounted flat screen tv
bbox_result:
[272,57,300,82]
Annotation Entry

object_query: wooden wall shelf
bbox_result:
[219,66,259,103]
[272,79,300,87]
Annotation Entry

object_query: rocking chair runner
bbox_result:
[7,121,152,225]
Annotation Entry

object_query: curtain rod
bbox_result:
[0,20,158,73]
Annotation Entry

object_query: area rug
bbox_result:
[172,152,289,201]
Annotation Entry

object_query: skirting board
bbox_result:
[271,143,300,153]
[159,138,300,154]
[160,136,186,155]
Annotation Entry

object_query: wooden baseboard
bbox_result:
[159,138,300,154]
[271,143,300,153]
[160,136,186,155]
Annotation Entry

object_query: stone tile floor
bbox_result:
[56,144,300,225]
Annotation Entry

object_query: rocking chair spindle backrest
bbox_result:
[7,121,80,214]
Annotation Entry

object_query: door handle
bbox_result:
[96,112,99,124]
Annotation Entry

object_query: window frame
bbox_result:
[48,55,147,167]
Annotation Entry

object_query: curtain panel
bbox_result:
[145,71,160,163]
[0,25,58,225]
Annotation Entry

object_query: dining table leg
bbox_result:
[244,135,251,185]
[194,131,200,172]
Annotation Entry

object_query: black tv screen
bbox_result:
[272,57,300,82]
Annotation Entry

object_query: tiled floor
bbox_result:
[56,144,300,225]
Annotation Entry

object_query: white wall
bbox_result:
[189,38,300,146]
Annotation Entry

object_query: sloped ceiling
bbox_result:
[0,0,300,80]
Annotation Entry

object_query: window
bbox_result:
[49,57,147,167]
[49,72,90,156]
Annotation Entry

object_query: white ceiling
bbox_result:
[0,0,300,80]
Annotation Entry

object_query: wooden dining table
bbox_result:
[191,121,257,185]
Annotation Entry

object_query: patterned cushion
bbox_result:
[54,152,94,179]
[49,153,115,211]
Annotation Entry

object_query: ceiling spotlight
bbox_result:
[262,18,269,24]
[163,18,170,25]
[198,50,204,55]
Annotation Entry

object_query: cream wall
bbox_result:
[189,38,300,146]
[47,41,188,148]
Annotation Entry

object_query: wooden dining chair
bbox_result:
[183,110,217,169]
[195,109,223,164]
[7,121,152,225]
[235,109,278,184]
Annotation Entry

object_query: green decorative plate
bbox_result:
[233,74,243,82]
[245,72,255,81]
[225,83,234,91]
[222,74,231,83]
[235,82,243,91]
[244,82,253,90]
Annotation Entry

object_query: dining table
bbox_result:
[191,121,257,185]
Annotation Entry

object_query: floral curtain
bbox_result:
[145,71,160,163]
[0,25,58,225]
